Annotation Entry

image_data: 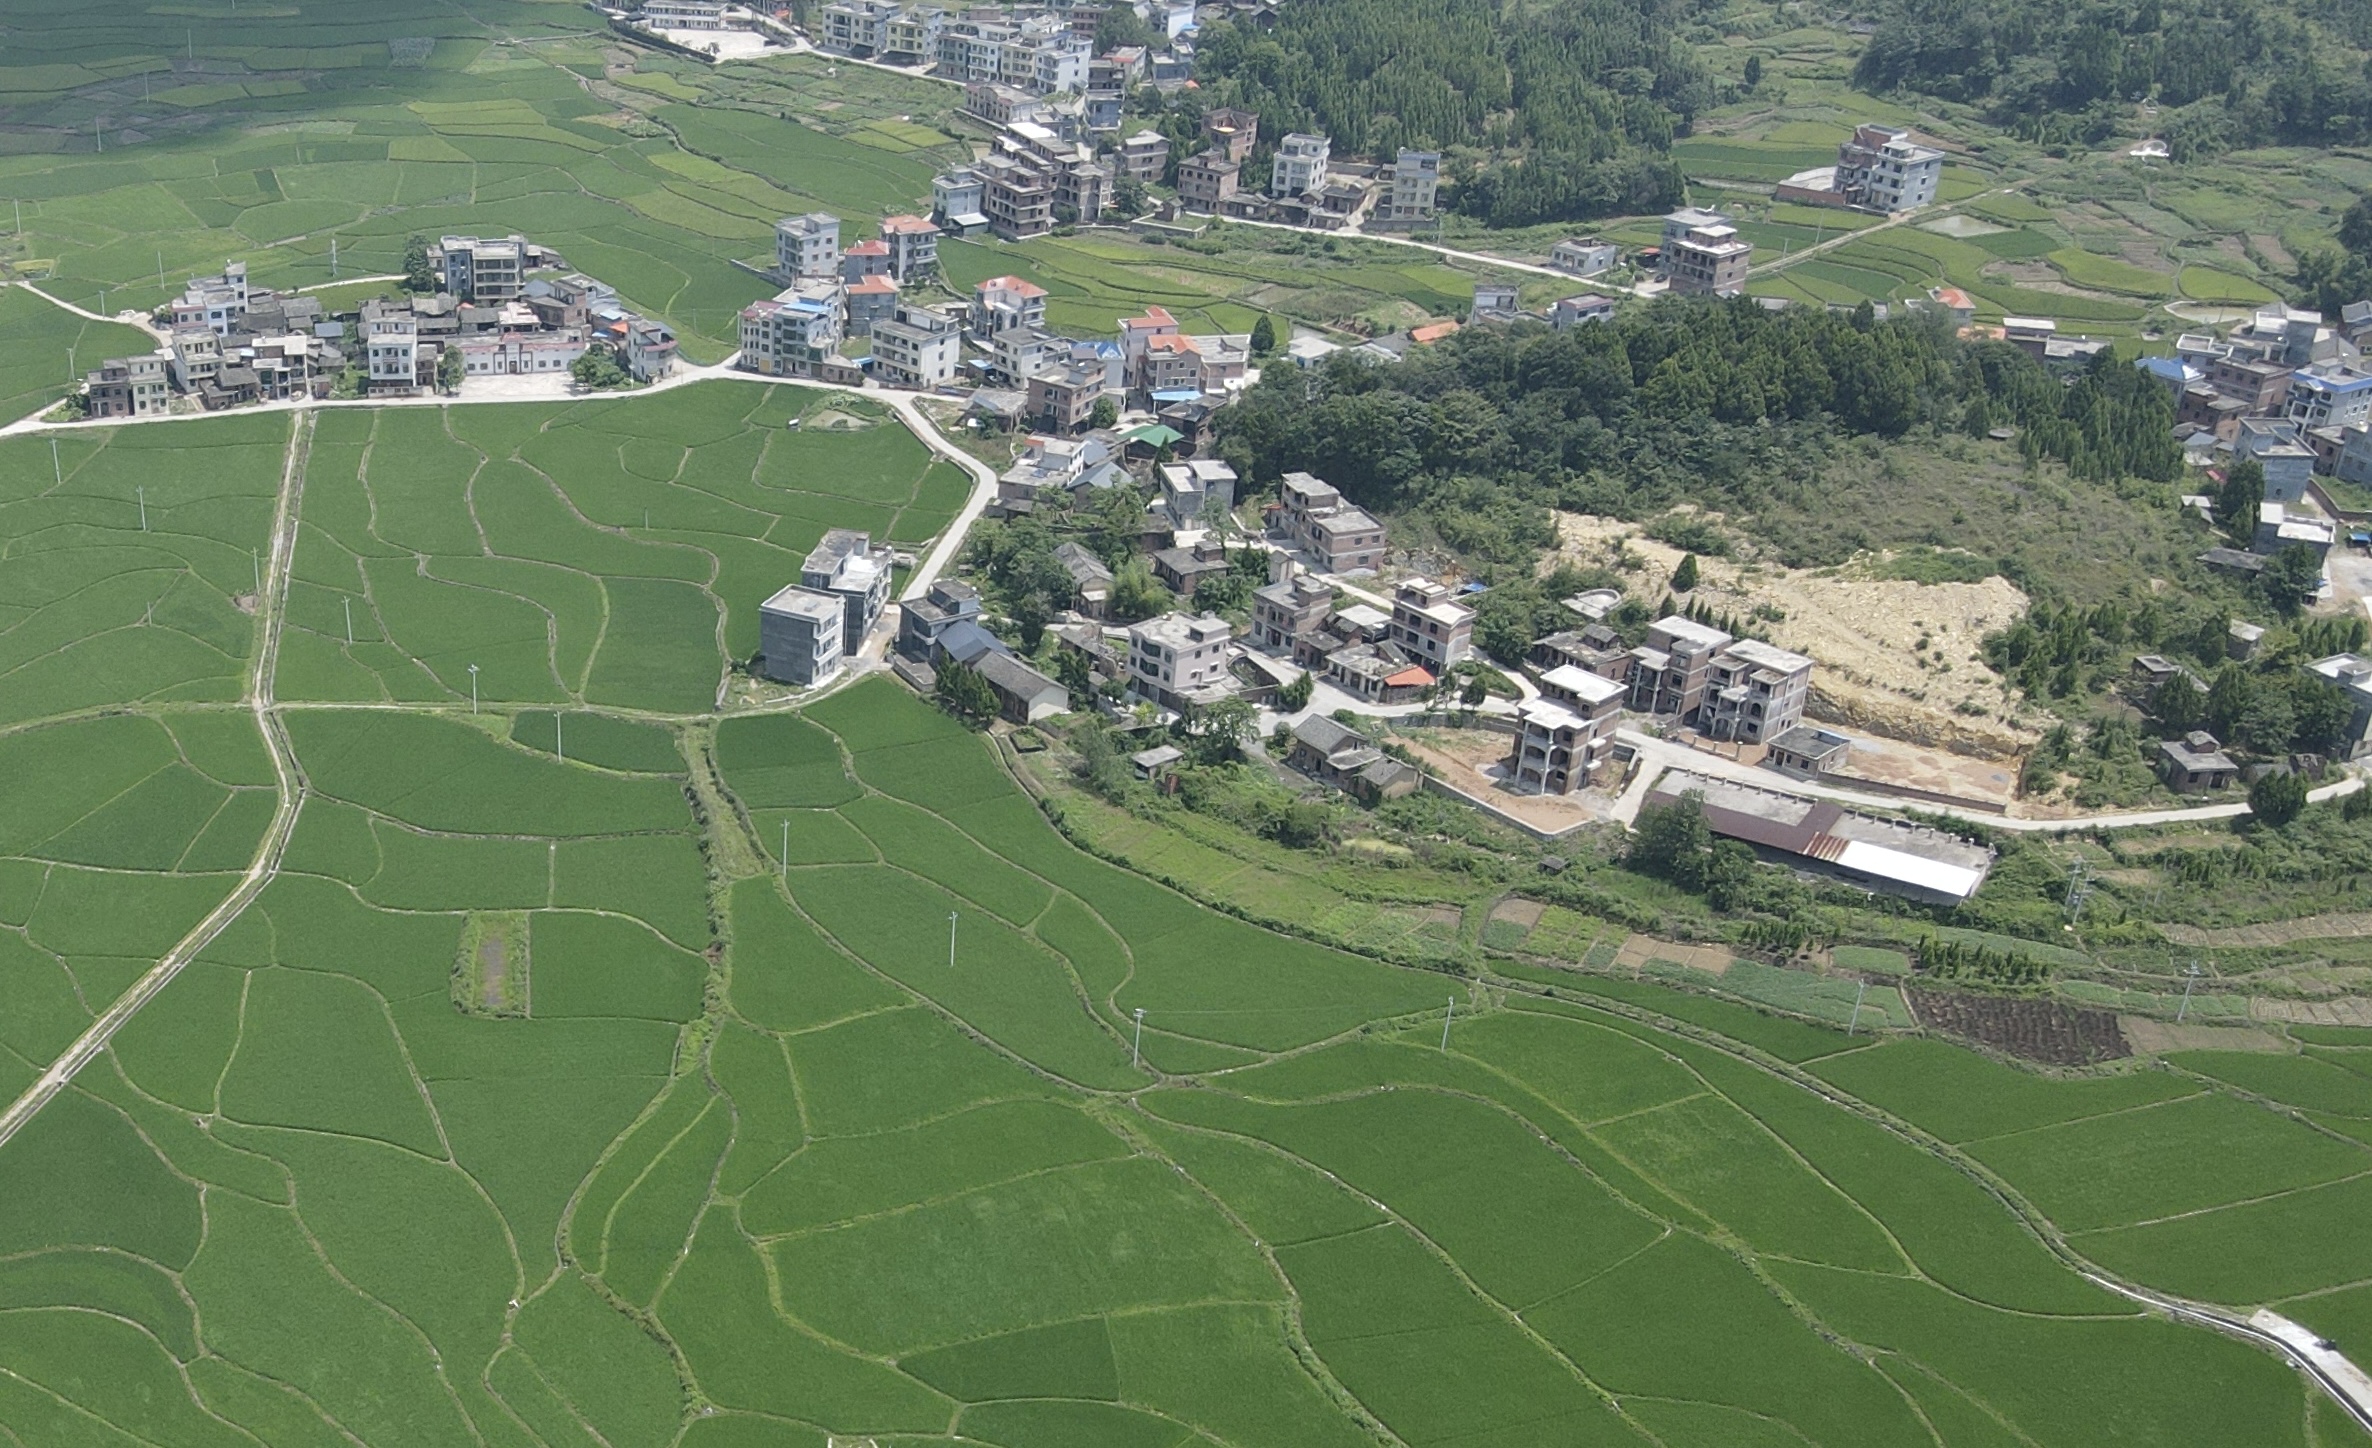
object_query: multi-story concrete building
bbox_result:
[2234,417,2318,503]
[1275,471,1387,573]
[1506,693,1621,793]
[435,234,528,302]
[172,261,250,335]
[1252,555,1334,650]
[1836,125,1944,212]
[1027,362,1104,433]
[870,300,962,388]
[897,577,983,660]
[1127,612,1235,710]
[739,283,844,378]
[844,274,899,336]
[1375,150,1439,227]
[973,274,1049,336]
[775,213,840,280]
[2288,367,2372,431]
[83,353,171,418]
[932,167,990,234]
[987,326,1065,388]
[1117,130,1170,184]
[820,0,905,57]
[1158,458,1236,525]
[1658,209,1751,297]
[2209,353,2292,415]
[1203,107,1257,163]
[884,5,942,62]
[639,0,728,28]
[976,152,1056,240]
[361,308,418,396]
[1176,151,1239,212]
[879,215,940,282]
[801,527,895,654]
[963,81,1043,127]
[1625,614,1734,717]
[758,584,846,686]
[622,319,678,382]
[841,237,892,285]
[1271,132,1330,198]
[1698,638,1814,745]
[1389,579,1474,673]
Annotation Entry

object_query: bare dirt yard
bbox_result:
[1549,511,2040,760]
[1395,726,1619,836]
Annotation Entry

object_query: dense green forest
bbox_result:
[1188,0,1707,226]
[1216,298,2180,568]
[1853,0,2372,155]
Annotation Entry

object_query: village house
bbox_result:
[1127,612,1236,711]
[1286,715,1422,801]
[801,528,895,654]
[1273,472,1386,574]
[897,578,984,661]
[1658,208,1751,297]
[2157,731,2240,792]
[1388,579,1475,674]
[1505,695,1620,794]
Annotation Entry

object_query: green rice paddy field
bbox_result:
[8,652,2372,1445]
[10,3,2372,1442]
[280,381,965,713]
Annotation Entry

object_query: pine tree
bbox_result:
[1671,553,1700,592]
[1250,314,1277,355]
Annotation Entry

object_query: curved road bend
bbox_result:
[0,413,313,1153]
[2085,1275,2372,1435]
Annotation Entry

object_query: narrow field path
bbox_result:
[0,412,313,1152]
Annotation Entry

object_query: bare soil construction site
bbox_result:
[1550,512,2041,760]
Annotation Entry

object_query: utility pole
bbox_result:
[1132,1007,1145,1068]
[2177,961,2204,1023]
[137,485,146,531]
[343,596,353,644]
[2063,858,2092,925]
[1441,995,1456,1050]
[51,438,61,486]
[251,548,260,594]
[1846,979,1868,1035]
[330,238,338,279]
[780,819,788,882]
[467,662,479,713]
[555,711,564,764]
[948,911,959,968]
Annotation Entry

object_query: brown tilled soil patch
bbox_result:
[1908,987,2130,1065]
[1491,896,1547,929]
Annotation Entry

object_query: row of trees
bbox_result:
[1913,935,2050,985]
